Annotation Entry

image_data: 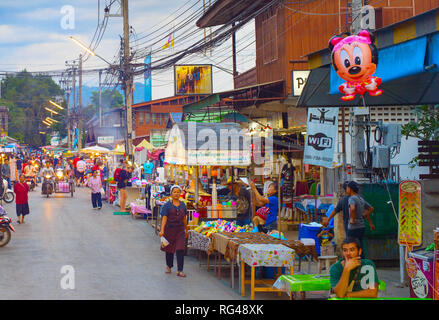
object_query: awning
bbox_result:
[183,80,285,118]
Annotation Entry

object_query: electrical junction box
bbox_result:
[382,123,401,148]
[372,145,390,168]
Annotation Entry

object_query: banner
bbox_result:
[174,65,212,95]
[303,107,338,168]
[398,180,422,247]
[144,54,152,102]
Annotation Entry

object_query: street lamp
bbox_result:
[49,100,64,110]
[69,36,113,66]
[45,107,59,115]
[46,117,59,123]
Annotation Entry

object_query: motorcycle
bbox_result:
[0,179,14,203]
[0,206,14,247]
[26,176,36,191]
[41,174,54,198]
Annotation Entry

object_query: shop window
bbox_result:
[145,112,150,124]
[139,112,144,125]
[152,113,156,124]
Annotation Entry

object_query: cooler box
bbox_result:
[299,223,321,255]
[408,249,435,299]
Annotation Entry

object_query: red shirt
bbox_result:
[14,182,29,204]
[73,157,80,168]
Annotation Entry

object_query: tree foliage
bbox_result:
[401,105,439,167]
[0,71,64,146]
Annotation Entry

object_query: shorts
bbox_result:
[16,203,30,216]
[75,169,84,179]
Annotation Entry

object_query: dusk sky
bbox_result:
[0,0,255,99]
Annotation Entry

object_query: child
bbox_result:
[317,216,334,256]
[88,170,102,210]
[14,174,30,224]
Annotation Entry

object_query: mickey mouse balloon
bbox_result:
[329,30,383,101]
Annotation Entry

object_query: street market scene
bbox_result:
[0,0,439,304]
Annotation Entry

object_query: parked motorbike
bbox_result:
[0,206,14,247]
[0,179,14,203]
[41,174,54,198]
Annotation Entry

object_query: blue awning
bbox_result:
[330,36,428,94]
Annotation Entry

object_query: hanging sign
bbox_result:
[398,180,422,247]
[303,107,339,168]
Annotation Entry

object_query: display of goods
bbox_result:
[193,219,251,238]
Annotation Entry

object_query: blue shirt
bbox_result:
[143,162,154,174]
[265,196,279,226]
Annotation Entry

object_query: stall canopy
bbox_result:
[298,8,439,107]
[135,139,156,151]
[165,122,251,166]
[80,146,111,154]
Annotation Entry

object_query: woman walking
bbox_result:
[88,170,103,210]
[159,185,188,277]
[14,175,30,224]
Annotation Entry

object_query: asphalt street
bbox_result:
[0,185,254,300]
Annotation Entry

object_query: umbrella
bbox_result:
[80,146,111,154]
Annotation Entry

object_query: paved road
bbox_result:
[0,185,253,300]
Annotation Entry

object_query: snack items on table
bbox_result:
[193,219,252,238]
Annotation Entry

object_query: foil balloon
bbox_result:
[329,29,383,101]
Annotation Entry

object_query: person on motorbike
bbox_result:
[23,160,37,186]
[40,161,55,190]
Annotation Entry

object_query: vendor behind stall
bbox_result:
[225,178,251,226]
[250,180,279,232]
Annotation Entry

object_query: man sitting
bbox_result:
[330,237,379,298]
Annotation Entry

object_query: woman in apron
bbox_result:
[160,185,188,277]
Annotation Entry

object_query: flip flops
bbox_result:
[165,266,171,274]
[176,271,186,278]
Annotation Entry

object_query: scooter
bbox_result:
[0,206,15,247]
[0,179,14,203]
[41,174,54,198]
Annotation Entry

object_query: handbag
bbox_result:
[255,206,270,220]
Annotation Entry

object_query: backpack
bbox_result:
[113,168,122,182]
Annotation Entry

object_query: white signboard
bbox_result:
[303,107,339,168]
[292,70,310,96]
[98,136,114,144]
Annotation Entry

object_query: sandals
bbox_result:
[165,266,171,274]
[16,220,21,224]
[176,271,186,278]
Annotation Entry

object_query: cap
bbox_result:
[347,181,359,193]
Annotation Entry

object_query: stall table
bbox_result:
[273,274,331,299]
[238,244,295,300]
[130,202,151,219]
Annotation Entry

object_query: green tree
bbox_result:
[0,71,64,147]
[401,105,439,167]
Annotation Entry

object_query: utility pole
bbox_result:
[72,64,76,150]
[99,70,102,127]
[78,54,83,150]
[123,0,133,160]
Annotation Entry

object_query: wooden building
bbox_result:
[132,95,206,146]
[198,0,439,95]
